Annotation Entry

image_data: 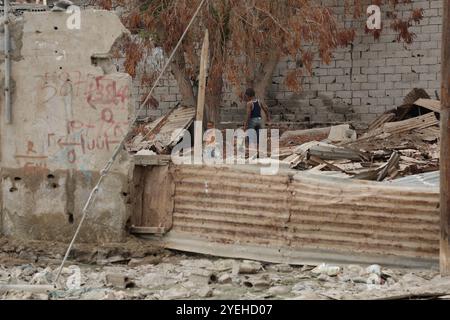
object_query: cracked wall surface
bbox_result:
[0,10,133,242]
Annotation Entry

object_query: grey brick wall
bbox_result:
[128,0,443,129]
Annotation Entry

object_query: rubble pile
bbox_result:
[1,243,448,300]
[276,89,441,181]
[127,90,440,183]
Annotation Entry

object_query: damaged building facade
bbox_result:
[0,9,133,242]
[0,3,445,271]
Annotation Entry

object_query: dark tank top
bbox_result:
[250,100,262,119]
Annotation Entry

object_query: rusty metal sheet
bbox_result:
[148,165,440,267]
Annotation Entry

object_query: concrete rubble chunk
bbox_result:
[366,265,382,276]
[267,285,291,295]
[195,286,214,298]
[269,264,293,273]
[311,264,341,277]
[128,256,162,267]
[366,273,382,285]
[232,261,263,275]
[211,260,234,272]
[159,287,191,300]
[29,267,53,285]
[217,273,232,284]
[80,289,111,300]
[327,124,357,143]
[189,270,218,286]
[243,275,271,291]
[105,273,134,289]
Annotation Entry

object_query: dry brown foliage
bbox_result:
[95,0,423,114]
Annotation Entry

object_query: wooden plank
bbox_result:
[414,99,441,113]
[130,166,145,227]
[141,166,175,231]
[134,155,172,166]
[367,113,396,132]
[360,113,439,141]
[130,226,166,235]
[441,0,450,276]
[194,29,209,163]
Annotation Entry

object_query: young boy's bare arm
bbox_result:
[244,102,252,130]
[262,103,271,123]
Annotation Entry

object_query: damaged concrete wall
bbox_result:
[0,10,133,242]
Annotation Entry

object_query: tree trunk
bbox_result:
[254,50,280,106]
[205,61,223,127]
[170,49,196,107]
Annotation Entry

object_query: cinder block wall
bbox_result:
[130,0,443,129]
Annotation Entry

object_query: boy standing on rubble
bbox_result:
[243,88,271,147]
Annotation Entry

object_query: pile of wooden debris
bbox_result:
[126,89,440,183]
[127,106,196,154]
[277,89,440,181]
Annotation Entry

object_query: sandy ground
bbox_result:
[0,236,449,300]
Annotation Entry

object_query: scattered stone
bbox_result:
[311,264,341,277]
[136,272,178,289]
[30,267,53,285]
[160,287,191,300]
[267,286,291,295]
[196,286,214,298]
[366,265,382,276]
[98,255,129,266]
[211,260,234,272]
[218,273,232,284]
[293,292,328,300]
[269,264,293,273]
[351,277,368,284]
[128,256,162,267]
[180,259,214,269]
[345,265,364,275]
[80,289,111,300]
[366,273,382,285]
[243,279,271,291]
[317,274,333,282]
[300,265,315,272]
[399,273,427,286]
[242,274,271,291]
[17,251,37,262]
[105,273,134,289]
[233,261,262,275]
[189,270,217,285]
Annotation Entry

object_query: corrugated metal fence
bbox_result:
[158,165,440,267]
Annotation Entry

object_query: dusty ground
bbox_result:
[0,236,449,300]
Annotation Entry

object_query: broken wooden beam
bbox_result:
[360,113,439,141]
[367,113,396,133]
[133,154,172,167]
[441,0,450,276]
[130,226,166,235]
[414,99,441,113]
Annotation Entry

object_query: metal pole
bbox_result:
[4,0,11,124]
[440,0,450,276]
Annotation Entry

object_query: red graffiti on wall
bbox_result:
[36,72,130,110]
[21,71,131,168]
[86,76,129,109]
